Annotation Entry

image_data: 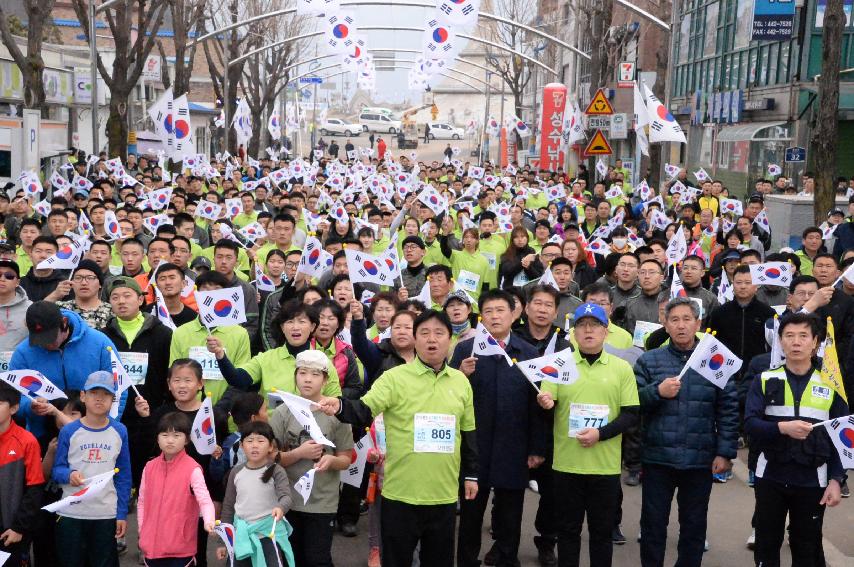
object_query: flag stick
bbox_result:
[130,383,141,397]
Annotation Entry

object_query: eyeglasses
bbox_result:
[285,261,299,268]
[0,272,17,280]
[72,275,98,283]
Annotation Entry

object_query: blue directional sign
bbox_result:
[300,77,323,84]
[785,146,806,163]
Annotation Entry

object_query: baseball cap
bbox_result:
[190,256,212,270]
[106,276,143,297]
[73,189,90,199]
[829,208,845,217]
[83,370,117,395]
[0,259,20,277]
[295,350,329,373]
[26,301,65,348]
[721,249,741,263]
[402,236,426,250]
[443,289,472,308]
[573,303,608,327]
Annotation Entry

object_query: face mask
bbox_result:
[612,238,627,249]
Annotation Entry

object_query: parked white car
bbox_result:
[320,118,362,137]
[426,122,465,140]
[359,111,402,133]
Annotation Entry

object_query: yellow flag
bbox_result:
[820,317,848,404]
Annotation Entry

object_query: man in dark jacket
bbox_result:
[452,289,546,567]
[811,253,854,382]
[707,265,775,426]
[624,258,665,338]
[100,276,173,488]
[635,297,739,567]
[516,285,571,565]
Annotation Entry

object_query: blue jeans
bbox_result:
[640,464,713,567]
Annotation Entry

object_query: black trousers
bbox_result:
[754,478,826,567]
[458,485,525,567]
[554,472,620,567]
[639,464,713,567]
[287,510,335,567]
[380,496,456,567]
[533,460,558,544]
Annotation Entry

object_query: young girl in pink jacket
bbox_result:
[138,412,216,566]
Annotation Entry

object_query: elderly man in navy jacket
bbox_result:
[452,288,546,567]
[634,297,739,567]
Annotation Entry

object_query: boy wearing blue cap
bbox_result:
[52,371,132,567]
[536,303,640,567]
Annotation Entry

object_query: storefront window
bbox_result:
[767,44,778,85]
[679,14,691,64]
[780,42,790,82]
[705,2,719,57]
[735,0,753,49]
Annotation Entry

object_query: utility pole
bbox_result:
[480,70,491,165]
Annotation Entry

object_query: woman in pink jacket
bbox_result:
[138,412,216,567]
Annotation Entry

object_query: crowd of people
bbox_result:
[0,145,850,567]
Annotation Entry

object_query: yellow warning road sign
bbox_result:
[584,129,613,155]
[584,89,615,116]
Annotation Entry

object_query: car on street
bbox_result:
[426,122,465,140]
[359,111,402,133]
[320,118,362,137]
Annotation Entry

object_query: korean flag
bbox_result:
[195,287,247,328]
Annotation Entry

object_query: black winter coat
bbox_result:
[451,334,546,489]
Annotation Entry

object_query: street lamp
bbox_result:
[89,0,126,155]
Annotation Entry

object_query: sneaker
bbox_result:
[533,536,557,567]
[368,547,381,567]
[746,529,756,550]
[340,522,358,537]
[624,471,641,486]
[483,542,498,566]
[612,525,626,545]
[712,472,728,483]
[842,480,850,498]
[528,480,540,493]
[748,470,755,488]
[116,537,128,556]
[704,539,710,552]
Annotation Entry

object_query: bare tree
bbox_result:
[482,0,537,117]
[157,0,207,95]
[201,0,252,154]
[72,0,168,158]
[0,0,58,112]
[239,2,311,156]
[812,0,844,223]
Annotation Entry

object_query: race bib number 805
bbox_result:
[413,413,456,453]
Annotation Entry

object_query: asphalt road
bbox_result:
[119,450,854,566]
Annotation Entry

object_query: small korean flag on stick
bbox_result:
[191,396,217,455]
[103,210,123,241]
[515,347,579,389]
[344,248,394,286]
[677,332,742,388]
[819,415,854,468]
[214,521,236,567]
[195,287,247,329]
[471,321,513,365]
[1,370,67,400]
[749,262,793,288]
[254,264,277,292]
[153,286,177,331]
[43,468,118,513]
[341,431,374,488]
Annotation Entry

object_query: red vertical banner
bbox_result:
[500,127,508,168]
[539,83,568,171]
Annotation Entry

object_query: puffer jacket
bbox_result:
[634,342,739,469]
